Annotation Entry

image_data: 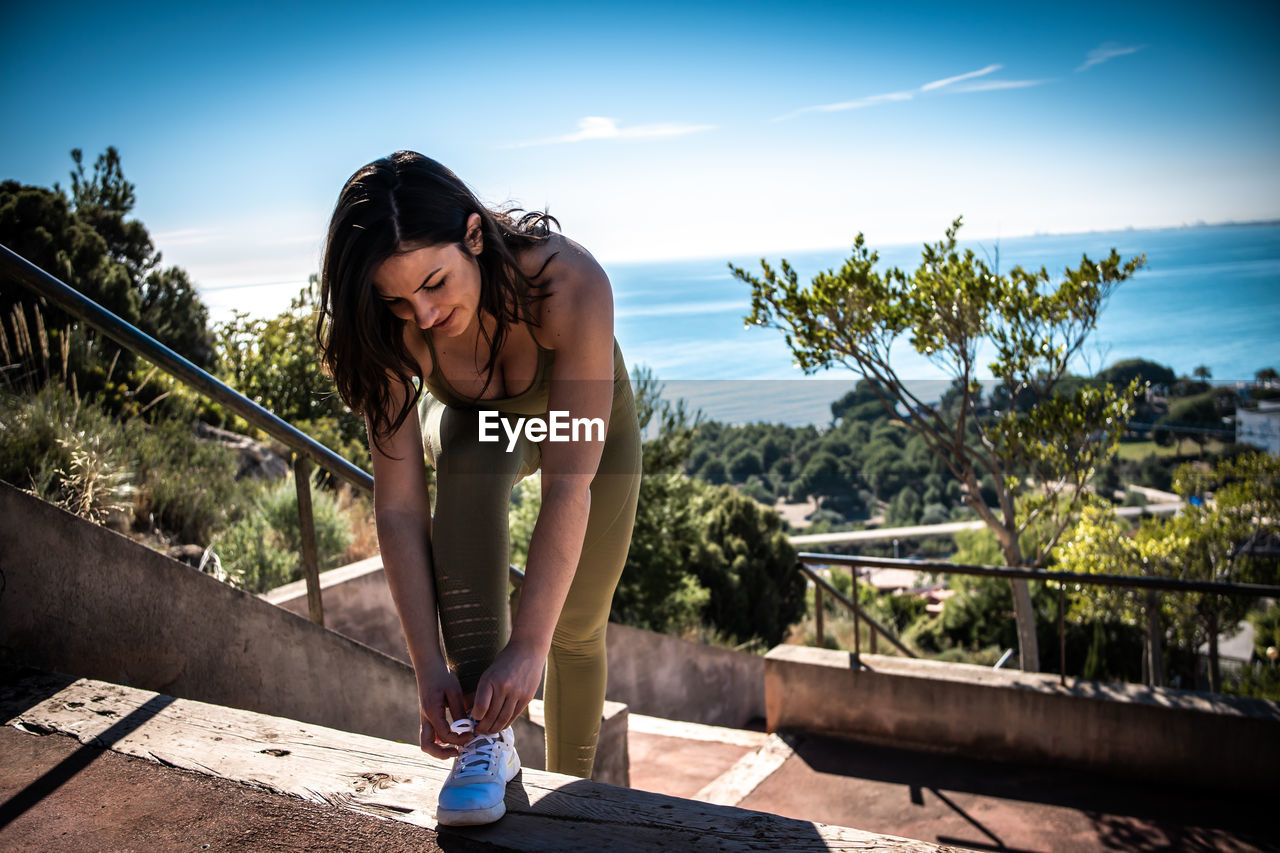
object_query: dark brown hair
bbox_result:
[317,151,558,452]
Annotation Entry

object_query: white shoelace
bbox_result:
[449,718,502,778]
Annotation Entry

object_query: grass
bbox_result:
[1116,439,1228,461]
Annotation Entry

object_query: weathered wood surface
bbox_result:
[1,669,953,852]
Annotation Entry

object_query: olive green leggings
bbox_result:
[418,381,640,778]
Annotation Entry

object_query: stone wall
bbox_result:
[765,645,1280,792]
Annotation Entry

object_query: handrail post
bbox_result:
[852,564,861,662]
[815,582,824,648]
[1058,581,1066,687]
[295,454,324,627]
[863,564,878,654]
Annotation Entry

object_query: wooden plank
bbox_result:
[2,670,953,852]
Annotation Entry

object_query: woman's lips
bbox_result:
[435,308,456,330]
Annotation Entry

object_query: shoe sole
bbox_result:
[436,801,507,826]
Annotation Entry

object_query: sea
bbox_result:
[608,222,1280,426]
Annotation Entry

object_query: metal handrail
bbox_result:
[797,553,1280,598]
[798,562,916,658]
[1,244,372,494]
[797,552,1280,687]
[3,243,530,621]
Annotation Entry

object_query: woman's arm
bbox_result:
[366,379,467,756]
[471,239,617,735]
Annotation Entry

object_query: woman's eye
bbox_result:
[426,277,447,291]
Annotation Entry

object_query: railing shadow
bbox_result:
[781,732,1271,849]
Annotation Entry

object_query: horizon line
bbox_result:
[597,216,1280,266]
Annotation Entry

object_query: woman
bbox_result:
[317,151,641,825]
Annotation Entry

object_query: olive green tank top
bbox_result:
[420,330,629,416]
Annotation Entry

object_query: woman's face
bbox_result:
[371,213,484,339]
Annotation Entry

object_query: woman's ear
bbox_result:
[465,212,484,255]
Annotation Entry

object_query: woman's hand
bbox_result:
[471,639,547,735]
[417,658,468,759]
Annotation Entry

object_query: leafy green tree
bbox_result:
[831,379,889,424]
[686,483,802,646]
[215,278,367,467]
[65,147,217,368]
[1056,452,1280,691]
[1097,358,1176,395]
[2,149,217,370]
[1256,367,1278,384]
[1162,391,1224,454]
[613,368,804,646]
[698,456,728,485]
[795,450,845,501]
[0,180,139,333]
[733,216,1145,671]
[66,147,156,283]
[727,447,763,482]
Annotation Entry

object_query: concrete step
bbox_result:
[1,667,947,852]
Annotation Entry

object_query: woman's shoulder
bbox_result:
[517,233,607,290]
[517,234,611,340]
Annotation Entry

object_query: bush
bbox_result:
[132,417,243,543]
[215,473,352,593]
[740,474,774,504]
[0,384,134,524]
[687,483,803,647]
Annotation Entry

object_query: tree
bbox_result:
[1097,358,1177,394]
[1256,367,1277,384]
[66,148,217,370]
[687,484,803,647]
[830,379,889,424]
[1163,391,1226,455]
[733,217,1145,671]
[0,180,139,332]
[215,278,366,467]
[1,149,217,371]
[613,368,804,647]
[727,447,763,482]
[67,147,156,284]
[1056,452,1280,691]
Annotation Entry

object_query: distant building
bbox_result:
[1236,401,1280,456]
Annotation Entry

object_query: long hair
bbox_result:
[317,151,558,453]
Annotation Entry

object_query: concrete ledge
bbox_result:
[2,668,947,852]
[605,623,765,728]
[262,556,409,661]
[516,699,629,787]
[765,645,1280,792]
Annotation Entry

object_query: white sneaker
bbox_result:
[435,718,521,826]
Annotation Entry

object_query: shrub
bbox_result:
[215,473,352,593]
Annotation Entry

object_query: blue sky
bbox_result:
[3,1,1278,318]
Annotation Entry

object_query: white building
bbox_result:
[1236,401,1280,456]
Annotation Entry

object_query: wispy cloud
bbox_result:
[950,78,1051,93]
[772,89,915,121]
[920,63,1002,91]
[151,227,218,246]
[1076,42,1146,72]
[503,116,715,148]
[775,63,1044,121]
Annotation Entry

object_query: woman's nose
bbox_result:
[414,300,440,330]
